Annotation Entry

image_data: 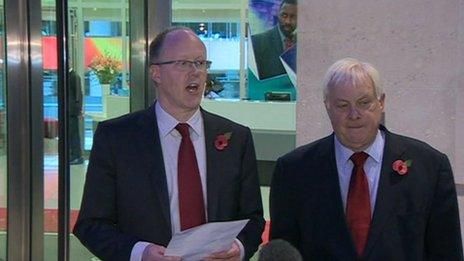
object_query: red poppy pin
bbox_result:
[392,159,412,175]
[215,132,232,151]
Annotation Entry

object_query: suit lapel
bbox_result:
[364,128,406,257]
[202,110,222,221]
[135,105,171,235]
[271,27,284,57]
[319,135,359,258]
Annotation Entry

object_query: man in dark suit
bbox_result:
[270,57,463,260]
[68,68,84,164]
[251,0,297,79]
[74,27,264,261]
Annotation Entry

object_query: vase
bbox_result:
[101,84,111,96]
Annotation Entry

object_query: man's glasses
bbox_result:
[152,60,212,71]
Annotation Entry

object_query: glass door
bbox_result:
[41,0,133,259]
[68,0,131,259]
[0,0,164,259]
[0,0,6,259]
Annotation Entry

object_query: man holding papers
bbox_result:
[74,27,264,261]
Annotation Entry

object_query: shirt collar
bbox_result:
[155,101,202,137]
[334,129,385,165]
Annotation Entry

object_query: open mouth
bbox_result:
[186,83,200,93]
[283,26,294,32]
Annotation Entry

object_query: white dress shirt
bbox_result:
[335,130,385,215]
[156,102,208,233]
[131,102,244,260]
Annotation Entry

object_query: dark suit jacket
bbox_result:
[68,69,83,117]
[73,104,265,261]
[270,126,463,260]
[251,26,286,79]
[68,69,83,159]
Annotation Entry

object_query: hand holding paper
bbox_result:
[204,241,241,261]
[142,244,181,261]
[164,219,249,260]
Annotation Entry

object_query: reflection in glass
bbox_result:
[0,1,6,259]
[42,1,59,260]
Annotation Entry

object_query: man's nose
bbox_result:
[192,63,203,71]
[284,17,295,25]
[188,65,203,76]
[185,62,199,72]
[347,106,362,119]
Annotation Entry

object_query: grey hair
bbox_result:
[322,57,383,101]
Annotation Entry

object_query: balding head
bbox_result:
[149,26,205,64]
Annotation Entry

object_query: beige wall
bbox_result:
[297,0,464,183]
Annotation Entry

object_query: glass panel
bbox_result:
[81,5,130,151]
[0,1,6,259]
[173,1,242,100]
[70,1,130,259]
[42,0,59,260]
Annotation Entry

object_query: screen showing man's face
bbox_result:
[278,3,297,38]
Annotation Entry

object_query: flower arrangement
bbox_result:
[89,54,122,84]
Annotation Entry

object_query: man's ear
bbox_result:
[150,65,161,84]
[379,93,386,112]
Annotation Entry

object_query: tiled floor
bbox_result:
[43,154,88,209]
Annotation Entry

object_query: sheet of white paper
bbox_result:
[164,219,249,260]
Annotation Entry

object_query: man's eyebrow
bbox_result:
[334,98,349,103]
[357,95,374,101]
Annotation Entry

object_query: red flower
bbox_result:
[215,132,232,151]
[392,159,412,175]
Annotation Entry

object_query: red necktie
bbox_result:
[346,152,371,257]
[176,123,206,230]
[284,37,294,50]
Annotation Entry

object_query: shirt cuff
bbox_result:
[235,238,245,260]
[130,241,152,261]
